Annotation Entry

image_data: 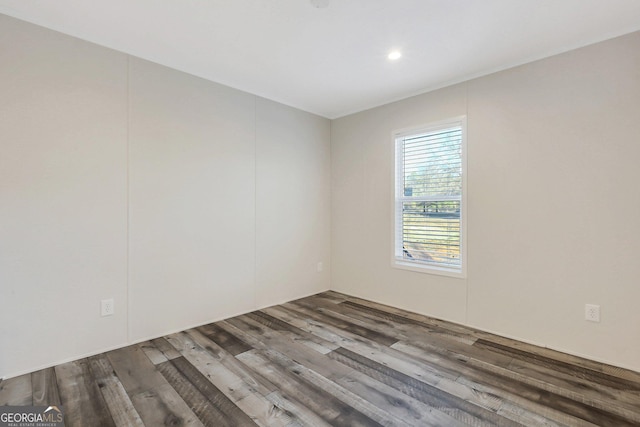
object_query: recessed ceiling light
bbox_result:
[388,51,402,61]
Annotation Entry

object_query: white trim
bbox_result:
[397,195,461,202]
[0,287,332,380]
[391,116,467,278]
[393,116,466,139]
[328,289,640,374]
[394,258,466,278]
[1,309,252,380]
[460,116,468,279]
[1,341,131,380]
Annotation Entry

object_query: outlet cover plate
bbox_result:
[101,299,114,317]
[585,304,600,322]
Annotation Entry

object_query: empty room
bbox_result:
[1,1,639,426]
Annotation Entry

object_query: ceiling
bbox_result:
[1,1,640,119]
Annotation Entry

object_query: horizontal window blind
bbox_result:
[395,122,463,272]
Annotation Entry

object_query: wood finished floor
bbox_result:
[1,291,640,427]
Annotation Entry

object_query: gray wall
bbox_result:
[0,15,331,378]
[331,31,640,372]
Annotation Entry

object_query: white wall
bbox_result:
[128,58,257,341]
[331,31,640,372]
[0,15,331,378]
[255,98,331,309]
[3,12,639,378]
[0,15,129,379]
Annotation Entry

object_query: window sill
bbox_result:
[392,259,466,279]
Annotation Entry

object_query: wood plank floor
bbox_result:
[2,291,639,426]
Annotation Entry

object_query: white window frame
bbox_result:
[391,116,467,278]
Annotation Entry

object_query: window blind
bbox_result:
[395,124,463,271]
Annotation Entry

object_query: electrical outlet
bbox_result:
[101,298,114,317]
[585,304,600,322]
[317,262,323,272]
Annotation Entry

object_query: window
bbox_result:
[393,117,466,277]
